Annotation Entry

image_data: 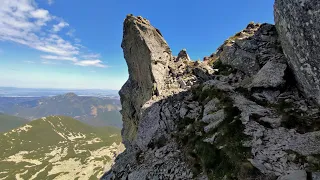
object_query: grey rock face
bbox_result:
[103,10,320,180]
[193,64,215,81]
[201,109,225,124]
[313,172,320,180]
[259,116,282,128]
[128,170,149,180]
[277,170,307,180]
[203,98,220,116]
[252,90,280,104]
[218,23,284,76]
[203,80,235,92]
[119,15,171,145]
[220,45,259,76]
[104,143,192,180]
[232,94,271,123]
[274,0,320,105]
[249,60,287,88]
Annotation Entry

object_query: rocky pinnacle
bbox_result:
[119,15,172,145]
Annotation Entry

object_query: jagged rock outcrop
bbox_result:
[216,23,284,77]
[274,0,320,105]
[119,15,215,146]
[119,15,171,145]
[102,3,320,179]
[176,49,191,62]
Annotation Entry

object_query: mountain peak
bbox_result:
[64,92,77,98]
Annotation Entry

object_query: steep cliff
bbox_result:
[274,0,320,105]
[102,2,320,180]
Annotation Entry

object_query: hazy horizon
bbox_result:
[0,86,120,91]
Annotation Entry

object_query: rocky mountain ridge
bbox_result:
[102,1,320,180]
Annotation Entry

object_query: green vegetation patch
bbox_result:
[175,85,263,179]
[212,60,236,76]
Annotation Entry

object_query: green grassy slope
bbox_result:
[94,110,122,127]
[0,113,28,132]
[0,116,122,180]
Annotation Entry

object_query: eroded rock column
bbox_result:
[119,15,172,145]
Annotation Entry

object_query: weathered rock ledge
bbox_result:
[101,1,320,180]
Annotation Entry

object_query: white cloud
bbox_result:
[41,55,78,62]
[82,53,101,59]
[41,60,57,65]
[53,21,69,32]
[66,29,75,37]
[75,60,107,68]
[23,60,35,64]
[0,0,107,68]
[0,0,79,57]
[48,0,54,5]
[30,9,50,21]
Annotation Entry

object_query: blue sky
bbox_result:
[0,0,274,90]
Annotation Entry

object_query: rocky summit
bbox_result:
[102,1,320,180]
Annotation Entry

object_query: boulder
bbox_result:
[249,60,287,88]
[220,45,259,76]
[274,0,320,105]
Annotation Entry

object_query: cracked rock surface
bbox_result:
[101,2,320,179]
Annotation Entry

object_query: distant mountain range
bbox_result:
[0,93,122,128]
[0,88,124,179]
[0,116,124,180]
[0,87,119,97]
[0,113,28,132]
